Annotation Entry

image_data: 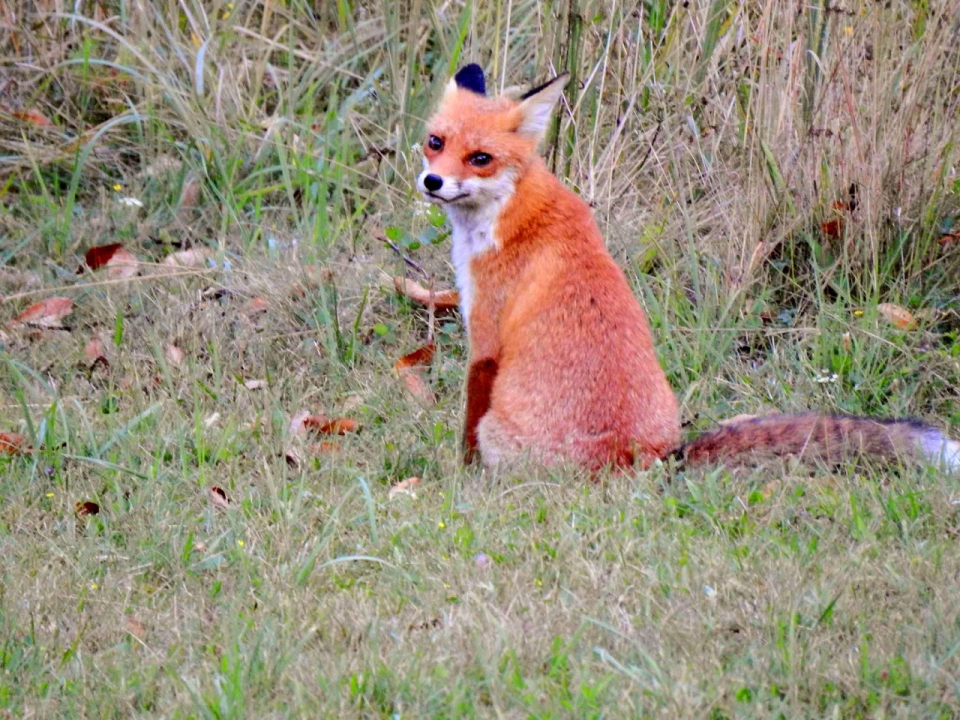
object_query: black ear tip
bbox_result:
[454,64,486,96]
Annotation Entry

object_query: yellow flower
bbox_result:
[89,582,98,590]
[438,521,446,529]
[854,309,864,317]
[844,26,853,36]
[45,492,54,498]
[222,11,230,19]
[237,540,245,547]
[113,183,122,191]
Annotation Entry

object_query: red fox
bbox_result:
[416,63,960,473]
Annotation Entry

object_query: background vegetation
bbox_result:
[1,0,959,716]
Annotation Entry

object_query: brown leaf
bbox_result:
[105,247,139,279]
[399,369,435,404]
[841,332,853,352]
[244,296,268,315]
[0,432,27,456]
[13,297,73,328]
[938,233,960,246]
[75,500,100,517]
[162,248,210,268]
[288,410,313,439]
[82,242,125,271]
[394,343,436,404]
[821,219,844,239]
[165,344,185,367]
[877,302,916,330]
[303,416,359,435]
[394,343,436,370]
[393,277,459,310]
[84,336,111,370]
[11,108,54,127]
[178,175,201,209]
[209,486,230,509]
[124,615,147,641]
[388,476,421,500]
[308,440,341,455]
[284,446,304,468]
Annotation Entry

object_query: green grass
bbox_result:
[2,0,960,716]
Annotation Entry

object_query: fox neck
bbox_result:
[445,161,557,333]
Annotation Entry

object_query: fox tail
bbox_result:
[679,412,960,472]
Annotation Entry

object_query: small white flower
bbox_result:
[814,371,838,384]
[118,197,144,208]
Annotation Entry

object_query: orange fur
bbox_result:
[417,65,959,474]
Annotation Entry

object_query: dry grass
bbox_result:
[1,0,960,716]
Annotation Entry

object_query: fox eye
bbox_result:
[468,152,492,167]
[427,135,443,151]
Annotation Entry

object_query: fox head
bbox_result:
[417,64,569,212]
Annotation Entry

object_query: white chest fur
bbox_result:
[447,205,499,333]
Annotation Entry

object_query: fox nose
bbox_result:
[423,174,443,192]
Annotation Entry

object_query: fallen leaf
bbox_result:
[12,297,73,328]
[124,615,147,641]
[341,394,365,412]
[165,344,185,366]
[209,486,230,509]
[938,233,960,246]
[308,441,341,455]
[394,343,436,404]
[105,247,139,279]
[393,277,459,310]
[82,243,125,271]
[877,302,916,330]
[243,379,267,390]
[244,296,268,315]
[11,108,54,127]
[284,446,304,468]
[0,432,27,455]
[75,501,100,517]
[162,248,210,267]
[203,412,221,428]
[288,410,313,439]
[841,332,853,352]
[178,175,201,209]
[389,476,421,500]
[84,336,110,367]
[395,343,436,370]
[821,219,844,239]
[303,416,359,435]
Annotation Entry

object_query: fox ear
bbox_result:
[516,73,570,139]
[453,64,486,96]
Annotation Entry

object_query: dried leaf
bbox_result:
[308,441,341,455]
[203,412,221,428]
[162,248,210,268]
[105,247,139,279]
[821,219,844,239]
[841,332,853,352]
[243,379,267,390]
[13,297,73,328]
[717,413,759,427]
[165,344,185,367]
[394,343,436,370]
[393,277,459,310]
[244,296,268,315]
[877,302,916,330]
[388,476,421,500]
[0,432,27,456]
[284,446,304,468]
[288,410,313,439]
[399,370,435,404]
[75,500,100,517]
[303,416,359,435]
[124,615,147,641]
[178,175,201,209]
[82,242,125,271]
[938,233,960,246]
[394,343,436,404]
[209,486,230,509]
[84,336,110,366]
[11,108,54,127]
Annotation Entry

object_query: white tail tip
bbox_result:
[920,430,960,472]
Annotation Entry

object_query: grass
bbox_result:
[1,0,960,716]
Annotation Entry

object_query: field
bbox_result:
[2,0,960,716]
